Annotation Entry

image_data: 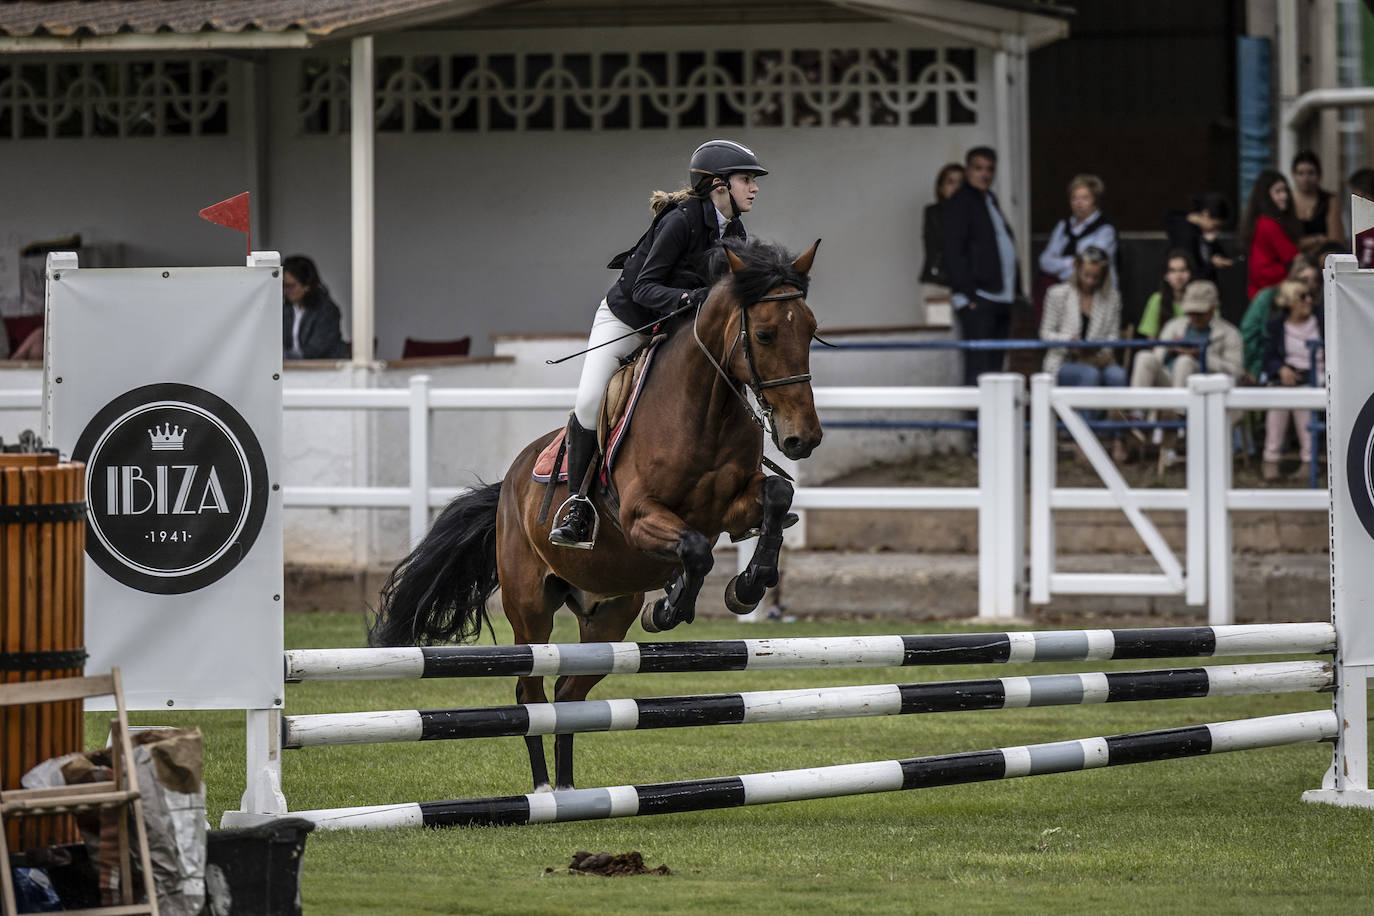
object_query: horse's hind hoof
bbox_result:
[725,574,764,615]
[640,598,674,633]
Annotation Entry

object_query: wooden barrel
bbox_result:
[0,453,86,851]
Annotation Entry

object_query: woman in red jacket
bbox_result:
[1241,169,1301,299]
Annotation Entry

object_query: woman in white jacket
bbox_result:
[1039,246,1127,460]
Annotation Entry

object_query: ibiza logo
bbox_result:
[1345,392,1374,543]
[73,383,268,595]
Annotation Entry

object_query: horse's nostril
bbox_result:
[783,436,802,453]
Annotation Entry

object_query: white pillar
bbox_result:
[977,373,1026,620]
[350,35,376,366]
[1195,374,1234,625]
[408,374,430,547]
[1028,373,1054,605]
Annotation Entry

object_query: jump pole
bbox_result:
[282,660,1333,748]
[285,623,1336,681]
[233,710,1337,831]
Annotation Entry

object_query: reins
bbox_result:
[691,288,810,480]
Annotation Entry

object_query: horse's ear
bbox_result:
[792,239,821,276]
[725,248,748,274]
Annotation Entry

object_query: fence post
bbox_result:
[977,373,1026,620]
[1185,375,1208,606]
[1194,374,1234,625]
[1028,373,1053,605]
[409,374,431,548]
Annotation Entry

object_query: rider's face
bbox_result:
[728,172,759,213]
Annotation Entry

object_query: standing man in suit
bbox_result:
[943,146,1022,386]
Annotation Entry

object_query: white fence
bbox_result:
[4,373,1329,623]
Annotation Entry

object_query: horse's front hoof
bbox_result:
[724,573,763,614]
[640,597,675,633]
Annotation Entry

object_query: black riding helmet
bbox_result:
[689,139,768,189]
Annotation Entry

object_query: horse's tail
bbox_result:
[368,481,503,646]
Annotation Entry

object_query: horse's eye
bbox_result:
[754,330,774,345]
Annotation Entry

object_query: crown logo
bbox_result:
[148,424,186,451]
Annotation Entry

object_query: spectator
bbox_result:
[920,162,964,286]
[1261,280,1324,481]
[1039,246,1127,462]
[943,145,1022,386]
[1129,280,1243,470]
[1350,168,1374,269]
[1290,150,1343,250]
[1240,256,1316,382]
[1241,169,1301,299]
[282,255,348,360]
[1165,193,1234,285]
[1136,249,1196,339]
[1038,174,1118,285]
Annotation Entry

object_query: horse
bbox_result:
[368,238,823,792]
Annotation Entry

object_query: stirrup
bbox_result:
[549,494,599,550]
[729,511,800,543]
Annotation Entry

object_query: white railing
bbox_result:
[1,373,1330,623]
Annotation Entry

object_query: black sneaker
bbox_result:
[549,497,597,549]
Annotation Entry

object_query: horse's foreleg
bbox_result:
[515,678,552,792]
[724,475,794,614]
[625,501,713,632]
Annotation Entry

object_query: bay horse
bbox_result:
[369,238,823,791]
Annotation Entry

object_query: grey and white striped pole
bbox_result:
[282,660,1332,748]
[287,623,1335,682]
[253,710,1337,831]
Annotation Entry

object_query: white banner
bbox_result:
[44,253,283,709]
[1326,253,1374,666]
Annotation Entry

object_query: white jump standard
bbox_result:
[268,710,1338,830]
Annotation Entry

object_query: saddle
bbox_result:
[532,336,662,489]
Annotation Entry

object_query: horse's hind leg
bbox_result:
[725,475,794,614]
[502,556,568,793]
[551,593,643,790]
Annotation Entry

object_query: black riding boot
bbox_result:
[549,417,599,549]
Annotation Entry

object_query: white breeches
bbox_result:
[573,299,649,428]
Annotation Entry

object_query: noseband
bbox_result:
[691,288,811,470]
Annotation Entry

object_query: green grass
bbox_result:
[97,611,1374,915]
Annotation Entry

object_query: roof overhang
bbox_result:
[0,0,1068,55]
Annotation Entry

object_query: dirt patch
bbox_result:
[560,850,671,877]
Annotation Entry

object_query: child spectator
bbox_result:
[1240,256,1317,382]
[1261,280,1324,481]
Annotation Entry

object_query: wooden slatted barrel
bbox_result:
[1,453,86,850]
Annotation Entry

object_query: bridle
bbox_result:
[691,287,812,475]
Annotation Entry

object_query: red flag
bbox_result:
[199,192,251,253]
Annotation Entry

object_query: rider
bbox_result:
[549,139,767,549]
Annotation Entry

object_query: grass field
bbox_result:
[98,610,1374,915]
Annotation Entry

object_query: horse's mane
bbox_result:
[654,238,810,339]
[709,238,811,304]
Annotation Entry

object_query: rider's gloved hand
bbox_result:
[686,287,711,308]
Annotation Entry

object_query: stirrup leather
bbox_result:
[549,494,600,549]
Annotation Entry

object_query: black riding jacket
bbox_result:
[605,197,746,329]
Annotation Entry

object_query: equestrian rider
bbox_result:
[550,139,767,549]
